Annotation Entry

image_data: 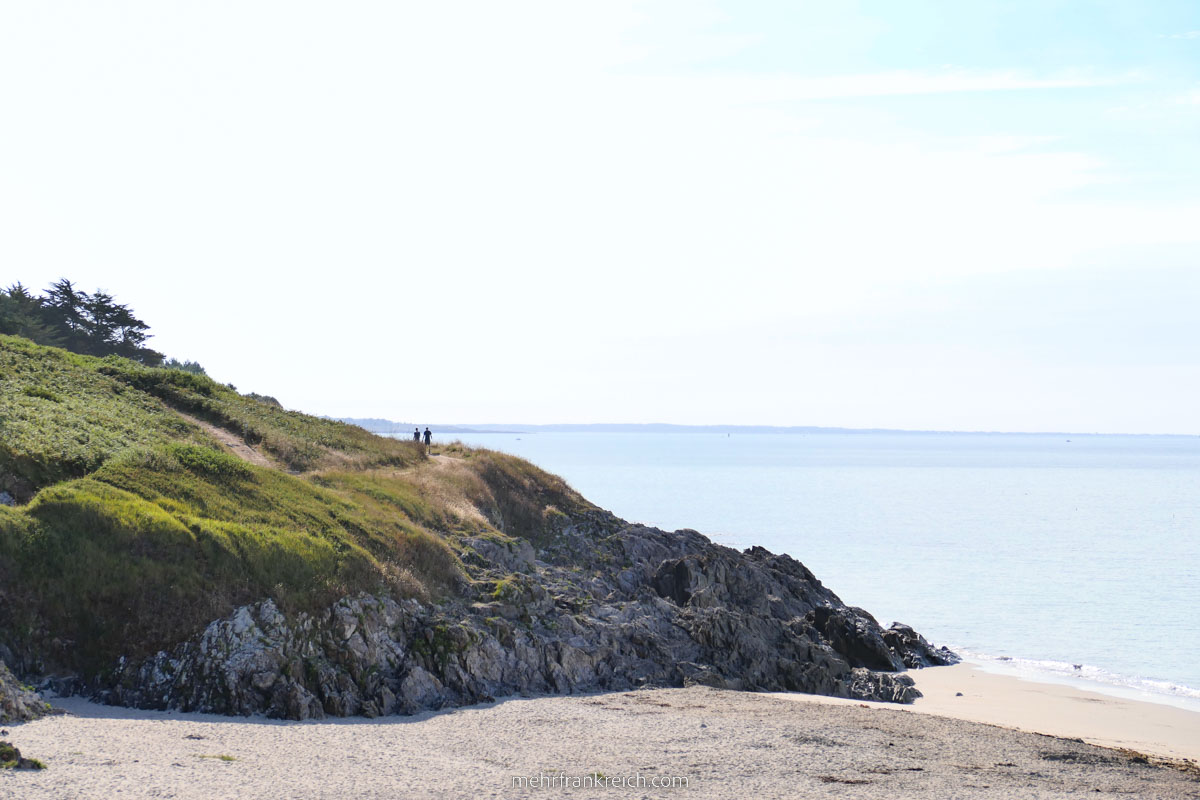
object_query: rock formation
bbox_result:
[97,512,956,719]
[0,739,45,770]
[0,661,52,724]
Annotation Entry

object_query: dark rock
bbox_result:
[806,607,903,671]
[0,471,35,506]
[36,674,83,698]
[0,740,44,770]
[80,514,957,719]
[881,623,960,668]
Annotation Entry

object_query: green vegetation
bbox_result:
[0,336,206,498]
[491,576,521,602]
[0,334,426,498]
[0,740,45,770]
[95,355,422,473]
[162,358,206,375]
[0,334,595,678]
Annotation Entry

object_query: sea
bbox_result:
[409,430,1200,711]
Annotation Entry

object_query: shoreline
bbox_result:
[913,663,1200,763]
[771,662,1200,764]
[4,669,1199,798]
[951,652,1200,713]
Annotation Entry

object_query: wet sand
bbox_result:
[908,663,1200,762]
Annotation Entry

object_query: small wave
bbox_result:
[952,648,1200,708]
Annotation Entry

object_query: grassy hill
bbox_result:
[0,334,591,676]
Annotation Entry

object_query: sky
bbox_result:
[2,1,1198,433]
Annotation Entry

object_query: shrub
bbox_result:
[169,445,252,481]
[163,358,207,376]
[20,386,60,402]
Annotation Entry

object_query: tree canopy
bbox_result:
[163,357,207,375]
[0,279,165,365]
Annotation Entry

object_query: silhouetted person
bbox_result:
[413,427,420,442]
[423,427,432,445]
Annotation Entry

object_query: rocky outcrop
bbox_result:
[0,469,33,506]
[0,661,53,723]
[94,514,956,719]
[0,740,45,770]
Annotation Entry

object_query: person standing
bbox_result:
[413,427,420,442]
[423,427,432,446]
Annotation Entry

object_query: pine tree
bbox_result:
[41,278,89,351]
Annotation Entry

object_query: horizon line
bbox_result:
[334,417,1199,439]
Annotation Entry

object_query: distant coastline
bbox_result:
[335,418,1196,438]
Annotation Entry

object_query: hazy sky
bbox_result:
[3,1,1198,433]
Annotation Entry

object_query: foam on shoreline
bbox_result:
[954,651,1200,713]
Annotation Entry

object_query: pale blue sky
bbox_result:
[2,2,1198,432]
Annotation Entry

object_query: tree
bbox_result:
[0,283,63,346]
[1,278,164,365]
[81,290,158,362]
[41,278,88,351]
[163,358,207,375]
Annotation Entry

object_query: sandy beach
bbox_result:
[909,664,1200,763]
[3,669,1199,799]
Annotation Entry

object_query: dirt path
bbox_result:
[176,412,275,469]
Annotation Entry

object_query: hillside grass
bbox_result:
[0,335,595,676]
[0,336,206,497]
[95,355,422,473]
[1,448,464,673]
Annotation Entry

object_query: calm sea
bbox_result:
[414,431,1200,709]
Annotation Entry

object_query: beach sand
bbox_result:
[909,664,1200,763]
[3,673,1198,799]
